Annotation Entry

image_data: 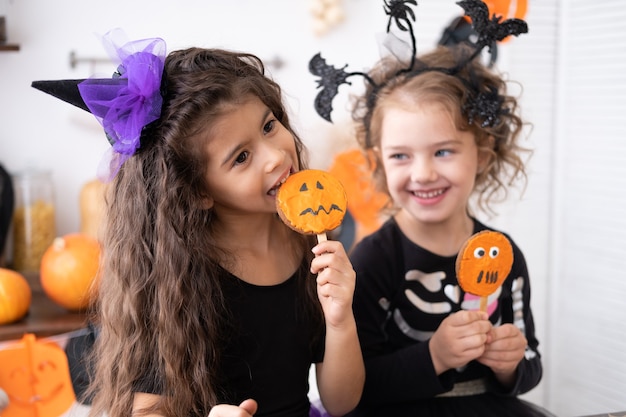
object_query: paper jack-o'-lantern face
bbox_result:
[277,169,347,235]
[0,333,75,417]
[456,231,513,297]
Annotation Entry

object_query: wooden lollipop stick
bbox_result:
[479,296,488,313]
[317,233,328,243]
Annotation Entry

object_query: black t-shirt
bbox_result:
[217,271,325,416]
[135,269,325,417]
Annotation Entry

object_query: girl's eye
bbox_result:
[234,151,249,165]
[435,149,453,157]
[389,153,408,160]
[263,119,276,135]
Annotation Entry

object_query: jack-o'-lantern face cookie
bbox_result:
[456,230,513,297]
[276,169,347,235]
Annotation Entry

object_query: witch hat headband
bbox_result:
[309,0,528,137]
[31,29,166,180]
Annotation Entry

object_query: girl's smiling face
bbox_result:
[379,101,486,227]
[202,95,298,216]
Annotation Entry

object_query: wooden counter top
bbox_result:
[0,271,88,342]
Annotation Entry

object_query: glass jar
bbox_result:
[12,170,56,272]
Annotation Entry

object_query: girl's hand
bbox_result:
[311,241,364,416]
[429,310,492,375]
[208,399,257,417]
[310,240,356,329]
[477,323,527,387]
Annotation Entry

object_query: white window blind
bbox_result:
[547,0,626,415]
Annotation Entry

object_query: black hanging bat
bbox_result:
[457,0,528,52]
[309,1,419,123]
[309,53,355,122]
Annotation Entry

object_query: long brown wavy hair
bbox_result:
[352,45,532,216]
[86,48,321,417]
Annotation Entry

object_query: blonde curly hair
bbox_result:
[352,45,532,216]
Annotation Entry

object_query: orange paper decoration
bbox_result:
[0,333,76,417]
[456,231,513,312]
[328,149,388,245]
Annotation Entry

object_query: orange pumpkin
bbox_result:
[0,268,31,325]
[40,233,101,311]
[456,230,513,298]
[276,169,347,236]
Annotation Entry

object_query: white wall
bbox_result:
[0,0,464,235]
[6,1,626,416]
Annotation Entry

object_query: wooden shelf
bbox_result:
[0,43,20,51]
[0,272,88,342]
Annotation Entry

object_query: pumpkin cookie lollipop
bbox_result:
[456,230,514,312]
[276,169,347,243]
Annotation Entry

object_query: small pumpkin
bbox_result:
[0,268,31,325]
[40,233,101,311]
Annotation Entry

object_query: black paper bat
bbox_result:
[309,53,356,122]
[457,0,528,52]
[309,1,420,123]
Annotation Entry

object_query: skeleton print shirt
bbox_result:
[349,217,542,408]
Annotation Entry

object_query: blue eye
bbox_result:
[435,149,452,157]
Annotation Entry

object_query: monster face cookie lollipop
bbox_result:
[276,169,347,242]
[456,230,513,312]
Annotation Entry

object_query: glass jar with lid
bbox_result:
[12,170,56,272]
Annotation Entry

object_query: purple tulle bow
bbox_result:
[78,29,166,180]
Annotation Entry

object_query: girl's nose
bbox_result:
[410,159,437,183]
[264,144,286,173]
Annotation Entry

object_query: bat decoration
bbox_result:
[309,0,529,125]
[458,0,528,54]
[308,2,420,122]
[309,53,373,122]
[309,53,351,122]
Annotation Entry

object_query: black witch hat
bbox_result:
[30,29,167,179]
[31,78,127,113]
